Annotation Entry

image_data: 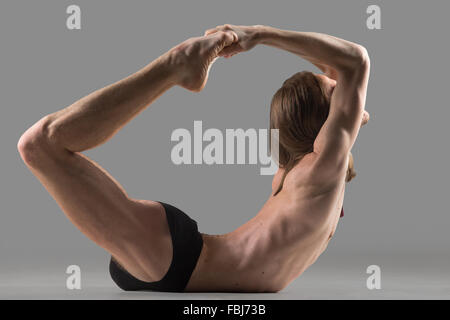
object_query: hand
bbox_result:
[204,24,262,58]
[346,152,356,182]
[361,110,370,127]
[168,30,238,92]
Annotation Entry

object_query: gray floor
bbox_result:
[1,252,449,299]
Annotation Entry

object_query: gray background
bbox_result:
[1,0,449,299]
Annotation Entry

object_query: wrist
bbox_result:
[254,25,277,45]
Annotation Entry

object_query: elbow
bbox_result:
[352,44,370,69]
[17,116,55,167]
[338,45,370,79]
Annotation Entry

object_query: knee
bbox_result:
[17,116,56,167]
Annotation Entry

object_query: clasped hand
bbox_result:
[166,24,261,92]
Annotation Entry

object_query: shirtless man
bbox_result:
[18,24,370,293]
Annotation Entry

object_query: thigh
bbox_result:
[25,146,172,282]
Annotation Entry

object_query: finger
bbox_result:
[222,53,237,59]
[209,30,238,52]
[361,111,370,126]
[218,43,240,56]
[204,28,218,36]
[218,24,234,31]
[219,30,238,46]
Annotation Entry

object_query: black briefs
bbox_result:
[109,201,203,292]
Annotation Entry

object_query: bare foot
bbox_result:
[167,31,237,92]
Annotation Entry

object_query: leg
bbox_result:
[17,53,180,281]
[17,31,238,282]
[18,118,173,281]
[42,30,238,153]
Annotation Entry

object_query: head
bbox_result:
[270,71,345,195]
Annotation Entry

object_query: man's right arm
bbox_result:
[256,26,370,184]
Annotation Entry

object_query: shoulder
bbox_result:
[281,152,346,196]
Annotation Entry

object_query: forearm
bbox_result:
[46,53,176,152]
[256,26,368,73]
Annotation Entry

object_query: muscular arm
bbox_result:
[258,27,368,73]
[206,24,370,186]
[257,26,371,184]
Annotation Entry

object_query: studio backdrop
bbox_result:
[0,0,449,299]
